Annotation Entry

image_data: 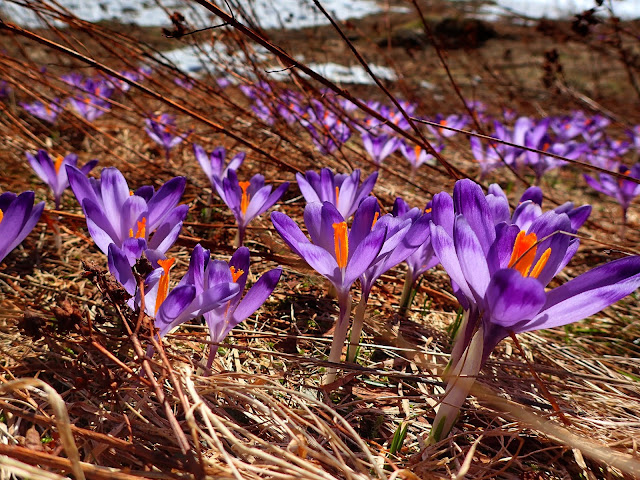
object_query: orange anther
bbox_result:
[530,248,551,278]
[230,266,244,282]
[332,222,349,270]
[508,230,538,277]
[155,258,176,314]
[425,207,432,214]
[372,211,379,227]
[414,145,422,160]
[0,209,4,225]
[54,154,64,174]
[131,217,146,239]
[335,186,340,205]
[239,181,251,215]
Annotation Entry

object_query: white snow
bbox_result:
[1,0,383,29]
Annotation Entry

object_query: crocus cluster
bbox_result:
[584,164,640,225]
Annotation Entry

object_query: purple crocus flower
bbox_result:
[26,150,98,208]
[296,168,378,219]
[67,95,111,121]
[399,141,442,175]
[469,136,505,178]
[393,198,439,311]
[427,179,640,442]
[217,170,289,247]
[584,164,640,224]
[105,70,140,93]
[301,108,352,155]
[21,99,63,124]
[0,191,44,263]
[174,77,196,90]
[361,132,400,167]
[193,143,245,191]
[428,114,469,138]
[66,165,188,265]
[108,245,239,341]
[145,113,189,164]
[180,244,282,367]
[348,198,431,361]
[271,199,386,382]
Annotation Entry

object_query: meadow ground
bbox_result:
[1,0,640,478]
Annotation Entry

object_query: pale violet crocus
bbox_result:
[107,244,239,345]
[392,198,439,313]
[218,170,289,247]
[26,150,98,209]
[427,178,640,443]
[0,191,44,263]
[179,244,282,368]
[361,132,400,167]
[584,164,640,226]
[296,168,378,219]
[399,141,442,176]
[145,113,189,165]
[67,166,188,266]
[271,198,387,383]
[193,143,245,193]
[347,199,432,361]
[21,99,63,124]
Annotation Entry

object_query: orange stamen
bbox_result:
[508,230,538,277]
[542,142,550,152]
[332,222,349,270]
[230,266,244,282]
[372,211,379,227]
[530,248,551,278]
[414,145,422,160]
[54,155,64,173]
[424,207,432,214]
[239,181,251,215]
[134,218,146,238]
[155,258,176,314]
[0,209,3,225]
[335,186,340,205]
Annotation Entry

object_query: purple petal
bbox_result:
[526,256,640,331]
[484,269,546,328]
[231,267,282,326]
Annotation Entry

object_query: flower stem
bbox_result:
[347,293,368,363]
[324,292,352,385]
[398,269,415,316]
[234,226,245,248]
[428,326,484,444]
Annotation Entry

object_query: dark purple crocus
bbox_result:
[67,166,188,265]
[26,150,98,209]
[108,245,239,342]
[427,178,640,442]
[145,113,189,164]
[361,132,400,167]
[193,143,245,191]
[21,99,62,124]
[179,244,282,368]
[271,199,386,383]
[296,168,378,219]
[584,164,640,225]
[218,170,289,247]
[0,191,44,263]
